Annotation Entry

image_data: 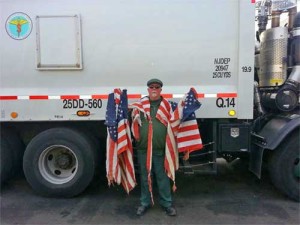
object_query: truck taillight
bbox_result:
[76,110,90,117]
[10,112,18,119]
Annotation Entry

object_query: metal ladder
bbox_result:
[179,141,217,175]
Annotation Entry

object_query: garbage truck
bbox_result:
[0,0,299,201]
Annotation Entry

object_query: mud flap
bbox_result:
[249,145,264,179]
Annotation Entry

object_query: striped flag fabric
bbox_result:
[105,89,136,193]
[117,89,136,193]
[105,90,120,185]
[130,97,177,203]
[129,88,203,201]
[170,88,203,159]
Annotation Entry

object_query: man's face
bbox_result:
[147,84,162,101]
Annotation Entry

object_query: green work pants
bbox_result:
[137,151,172,208]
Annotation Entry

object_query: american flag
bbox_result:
[105,90,119,185]
[172,87,203,154]
[129,88,203,200]
[105,89,136,193]
[130,97,176,203]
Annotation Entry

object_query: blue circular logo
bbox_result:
[5,12,32,40]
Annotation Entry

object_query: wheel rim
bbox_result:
[38,145,78,184]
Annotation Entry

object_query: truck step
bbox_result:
[179,148,217,175]
[179,161,217,175]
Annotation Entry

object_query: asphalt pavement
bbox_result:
[1,159,299,225]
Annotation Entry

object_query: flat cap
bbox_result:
[147,78,163,87]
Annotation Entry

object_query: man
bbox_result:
[131,78,177,216]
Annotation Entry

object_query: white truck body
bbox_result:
[0,0,255,121]
[2,0,298,201]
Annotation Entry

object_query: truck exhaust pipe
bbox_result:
[271,10,281,28]
[275,11,300,111]
[288,6,297,31]
[254,81,266,115]
[260,11,300,112]
[271,2,297,29]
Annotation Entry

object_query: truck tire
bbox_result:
[89,135,105,176]
[268,129,300,201]
[23,128,95,197]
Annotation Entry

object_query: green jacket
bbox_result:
[136,98,167,155]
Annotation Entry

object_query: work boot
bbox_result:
[164,206,177,216]
[136,205,149,216]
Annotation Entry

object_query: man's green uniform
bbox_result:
[136,98,172,208]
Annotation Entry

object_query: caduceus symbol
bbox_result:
[9,17,28,37]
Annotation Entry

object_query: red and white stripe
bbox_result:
[106,89,122,186]
[106,127,120,185]
[170,94,203,154]
[106,89,136,193]
[176,120,202,153]
[164,123,178,192]
[118,120,136,193]
[0,93,237,100]
[130,97,179,202]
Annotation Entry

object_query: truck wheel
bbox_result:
[268,129,300,201]
[23,128,95,197]
[89,135,105,176]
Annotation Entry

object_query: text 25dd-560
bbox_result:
[63,99,102,109]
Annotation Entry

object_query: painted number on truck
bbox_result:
[241,66,252,72]
[213,58,231,78]
[63,99,102,109]
[216,98,235,108]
